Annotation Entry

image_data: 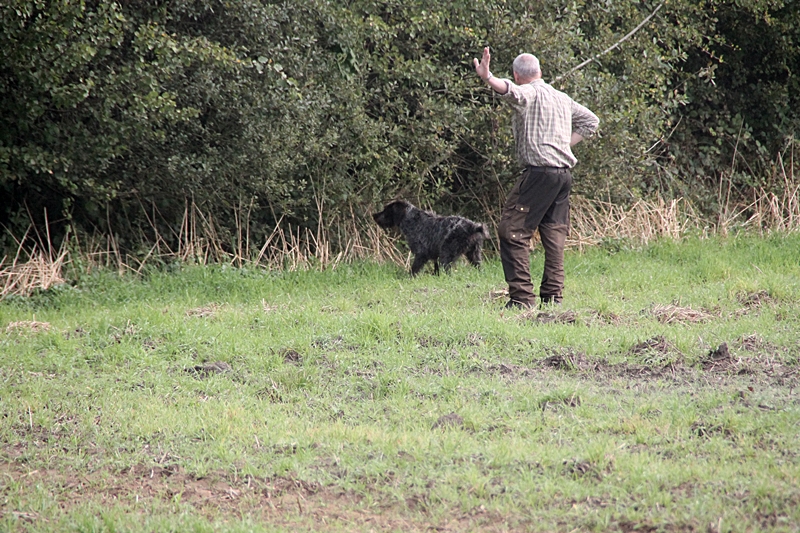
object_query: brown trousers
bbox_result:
[498,167,572,306]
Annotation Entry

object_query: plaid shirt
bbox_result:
[498,78,599,169]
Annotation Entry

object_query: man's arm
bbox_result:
[571,100,599,141]
[473,46,509,95]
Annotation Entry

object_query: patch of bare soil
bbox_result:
[431,412,464,430]
[690,421,735,439]
[738,333,782,356]
[0,461,524,532]
[186,361,232,377]
[463,333,485,346]
[628,335,680,357]
[738,290,775,308]
[540,349,597,372]
[282,349,303,364]
[561,458,605,480]
[699,343,735,372]
[416,335,446,348]
[484,362,537,377]
[541,394,581,409]
[521,309,577,324]
[480,336,797,385]
[617,520,661,533]
[63,326,87,339]
[588,310,624,326]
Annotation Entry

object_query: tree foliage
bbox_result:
[1,0,797,253]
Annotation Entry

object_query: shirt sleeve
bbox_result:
[571,100,599,138]
[497,80,534,107]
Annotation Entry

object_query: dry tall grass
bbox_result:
[568,196,703,250]
[1,223,69,300]
[2,170,799,299]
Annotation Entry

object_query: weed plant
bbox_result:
[1,234,799,532]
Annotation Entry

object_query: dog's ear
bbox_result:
[385,201,409,225]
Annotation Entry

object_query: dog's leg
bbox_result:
[410,255,429,276]
[439,254,455,273]
[439,240,462,273]
[466,240,483,267]
[433,259,440,275]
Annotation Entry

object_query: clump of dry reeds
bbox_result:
[569,196,703,250]
[2,152,798,290]
[71,197,404,274]
[1,220,69,300]
[566,161,799,250]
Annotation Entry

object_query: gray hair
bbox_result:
[512,53,541,79]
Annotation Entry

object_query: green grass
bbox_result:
[1,233,799,532]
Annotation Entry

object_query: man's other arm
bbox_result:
[571,101,599,146]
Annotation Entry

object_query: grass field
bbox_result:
[1,233,799,532]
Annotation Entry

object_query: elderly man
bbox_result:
[474,47,599,309]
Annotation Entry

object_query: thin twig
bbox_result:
[553,2,666,83]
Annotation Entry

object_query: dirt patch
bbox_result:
[521,310,577,325]
[432,412,464,430]
[540,349,597,372]
[738,333,783,357]
[561,458,604,480]
[629,335,682,359]
[485,362,536,377]
[479,341,797,385]
[311,336,342,349]
[617,520,661,533]
[541,394,581,409]
[282,349,303,364]
[690,421,735,439]
[589,310,623,326]
[699,343,735,372]
[463,333,485,346]
[186,361,232,377]
[738,290,775,308]
[0,461,520,532]
[63,326,87,339]
[416,335,445,348]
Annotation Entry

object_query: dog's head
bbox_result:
[372,200,411,228]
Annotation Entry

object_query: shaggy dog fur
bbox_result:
[372,200,490,275]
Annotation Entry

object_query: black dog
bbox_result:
[372,200,489,275]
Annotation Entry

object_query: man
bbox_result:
[473,46,599,309]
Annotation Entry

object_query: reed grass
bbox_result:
[2,169,799,301]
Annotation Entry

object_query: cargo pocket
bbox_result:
[498,204,531,241]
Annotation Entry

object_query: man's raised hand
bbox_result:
[473,46,492,80]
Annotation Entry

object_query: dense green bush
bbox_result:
[1,0,797,254]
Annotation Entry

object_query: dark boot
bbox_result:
[539,294,563,307]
